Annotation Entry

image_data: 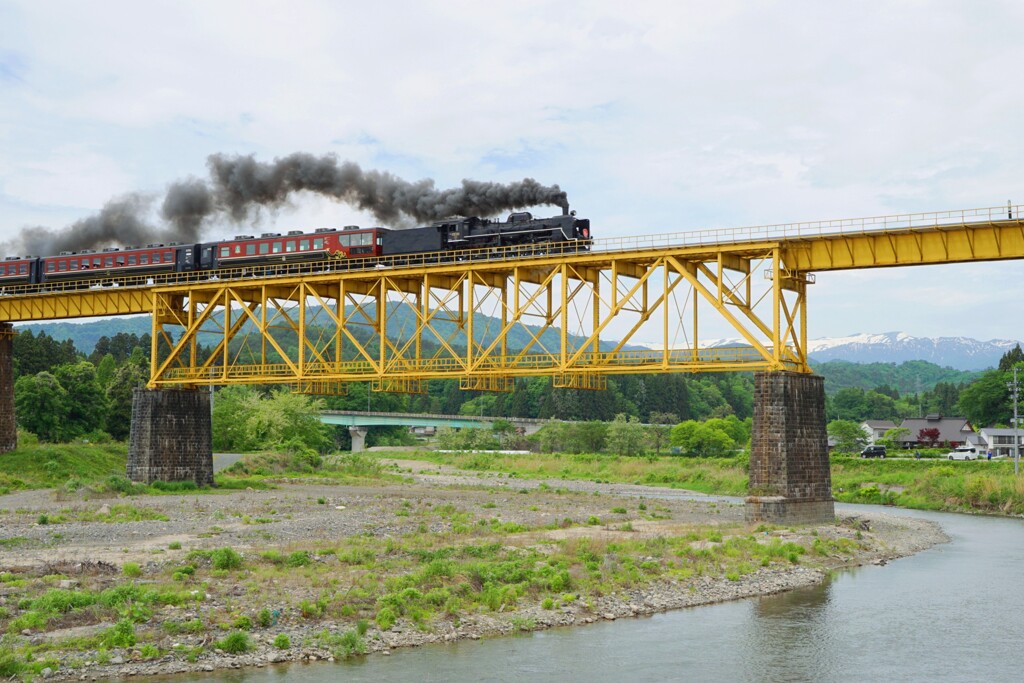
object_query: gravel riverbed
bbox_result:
[0,460,949,681]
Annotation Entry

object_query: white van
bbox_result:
[947,446,978,461]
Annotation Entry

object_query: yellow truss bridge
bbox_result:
[1,204,1022,393]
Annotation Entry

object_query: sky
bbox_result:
[2,0,1024,342]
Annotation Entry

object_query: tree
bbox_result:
[669,418,739,457]
[606,414,645,456]
[957,370,1009,427]
[106,357,148,440]
[999,344,1024,372]
[54,361,107,438]
[917,427,941,447]
[14,372,69,442]
[12,330,80,378]
[213,387,331,453]
[827,420,866,454]
[880,426,910,449]
[647,412,678,454]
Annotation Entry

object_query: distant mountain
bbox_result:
[17,316,1021,373]
[638,332,1021,371]
[13,305,620,359]
[805,332,1020,371]
[810,359,980,395]
[17,316,152,356]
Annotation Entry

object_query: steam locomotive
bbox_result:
[0,210,591,287]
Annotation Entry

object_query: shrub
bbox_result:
[103,619,136,648]
[215,631,252,654]
[273,634,290,649]
[376,606,398,631]
[122,562,142,578]
[257,608,274,628]
[286,551,311,568]
[211,547,243,570]
[232,615,253,631]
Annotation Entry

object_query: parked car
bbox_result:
[860,445,887,458]
[947,446,979,461]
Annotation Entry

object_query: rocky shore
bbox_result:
[0,461,949,681]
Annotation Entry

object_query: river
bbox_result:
[197,504,1024,683]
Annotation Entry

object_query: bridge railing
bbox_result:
[593,203,1024,254]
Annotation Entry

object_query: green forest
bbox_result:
[8,317,1024,457]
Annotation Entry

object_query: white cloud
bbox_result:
[3,0,1024,338]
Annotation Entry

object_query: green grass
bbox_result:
[378,451,1024,516]
[830,456,1024,514]
[384,451,749,495]
[0,443,127,492]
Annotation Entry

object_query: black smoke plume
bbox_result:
[2,153,570,256]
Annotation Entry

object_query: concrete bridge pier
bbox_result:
[746,371,834,525]
[349,426,369,452]
[127,388,213,486]
[0,323,15,453]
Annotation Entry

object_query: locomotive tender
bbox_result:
[0,210,591,288]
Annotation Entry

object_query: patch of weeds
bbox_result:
[122,562,142,578]
[286,551,311,568]
[211,547,243,570]
[375,606,397,631]
[215,631,253,654]
[102,619,136,648]
[168,541,182,550]
[299,597,327,619]
[510,615,535,631]
[314,627,367,659]
[257,608,275,628]
[273,634,290,649]
[610,507,627,514]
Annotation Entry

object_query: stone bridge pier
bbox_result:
[746,371,834,525]
[127,388,213,486]
[0,323,15,453]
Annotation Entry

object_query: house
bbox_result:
[977,428,1024,458]
[861,420,897,444]
[897,414,976,448]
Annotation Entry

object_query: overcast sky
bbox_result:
[2,0,1023,342]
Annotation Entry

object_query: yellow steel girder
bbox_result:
[147,243,806,389]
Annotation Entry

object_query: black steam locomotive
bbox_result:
[0,210,591,287]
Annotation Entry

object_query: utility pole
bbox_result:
[1009,367,1021,475]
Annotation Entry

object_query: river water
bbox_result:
[202,504,1024,683]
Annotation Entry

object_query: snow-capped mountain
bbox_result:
[805,332,1020,370]
[634,332,1022,371]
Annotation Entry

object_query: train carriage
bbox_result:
[205,227,387,269]
[0,257,37,288]
[38,244,197,283]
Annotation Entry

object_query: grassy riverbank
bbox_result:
[387,450,1024,516]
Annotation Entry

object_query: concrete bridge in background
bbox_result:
[318,410,546,451]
